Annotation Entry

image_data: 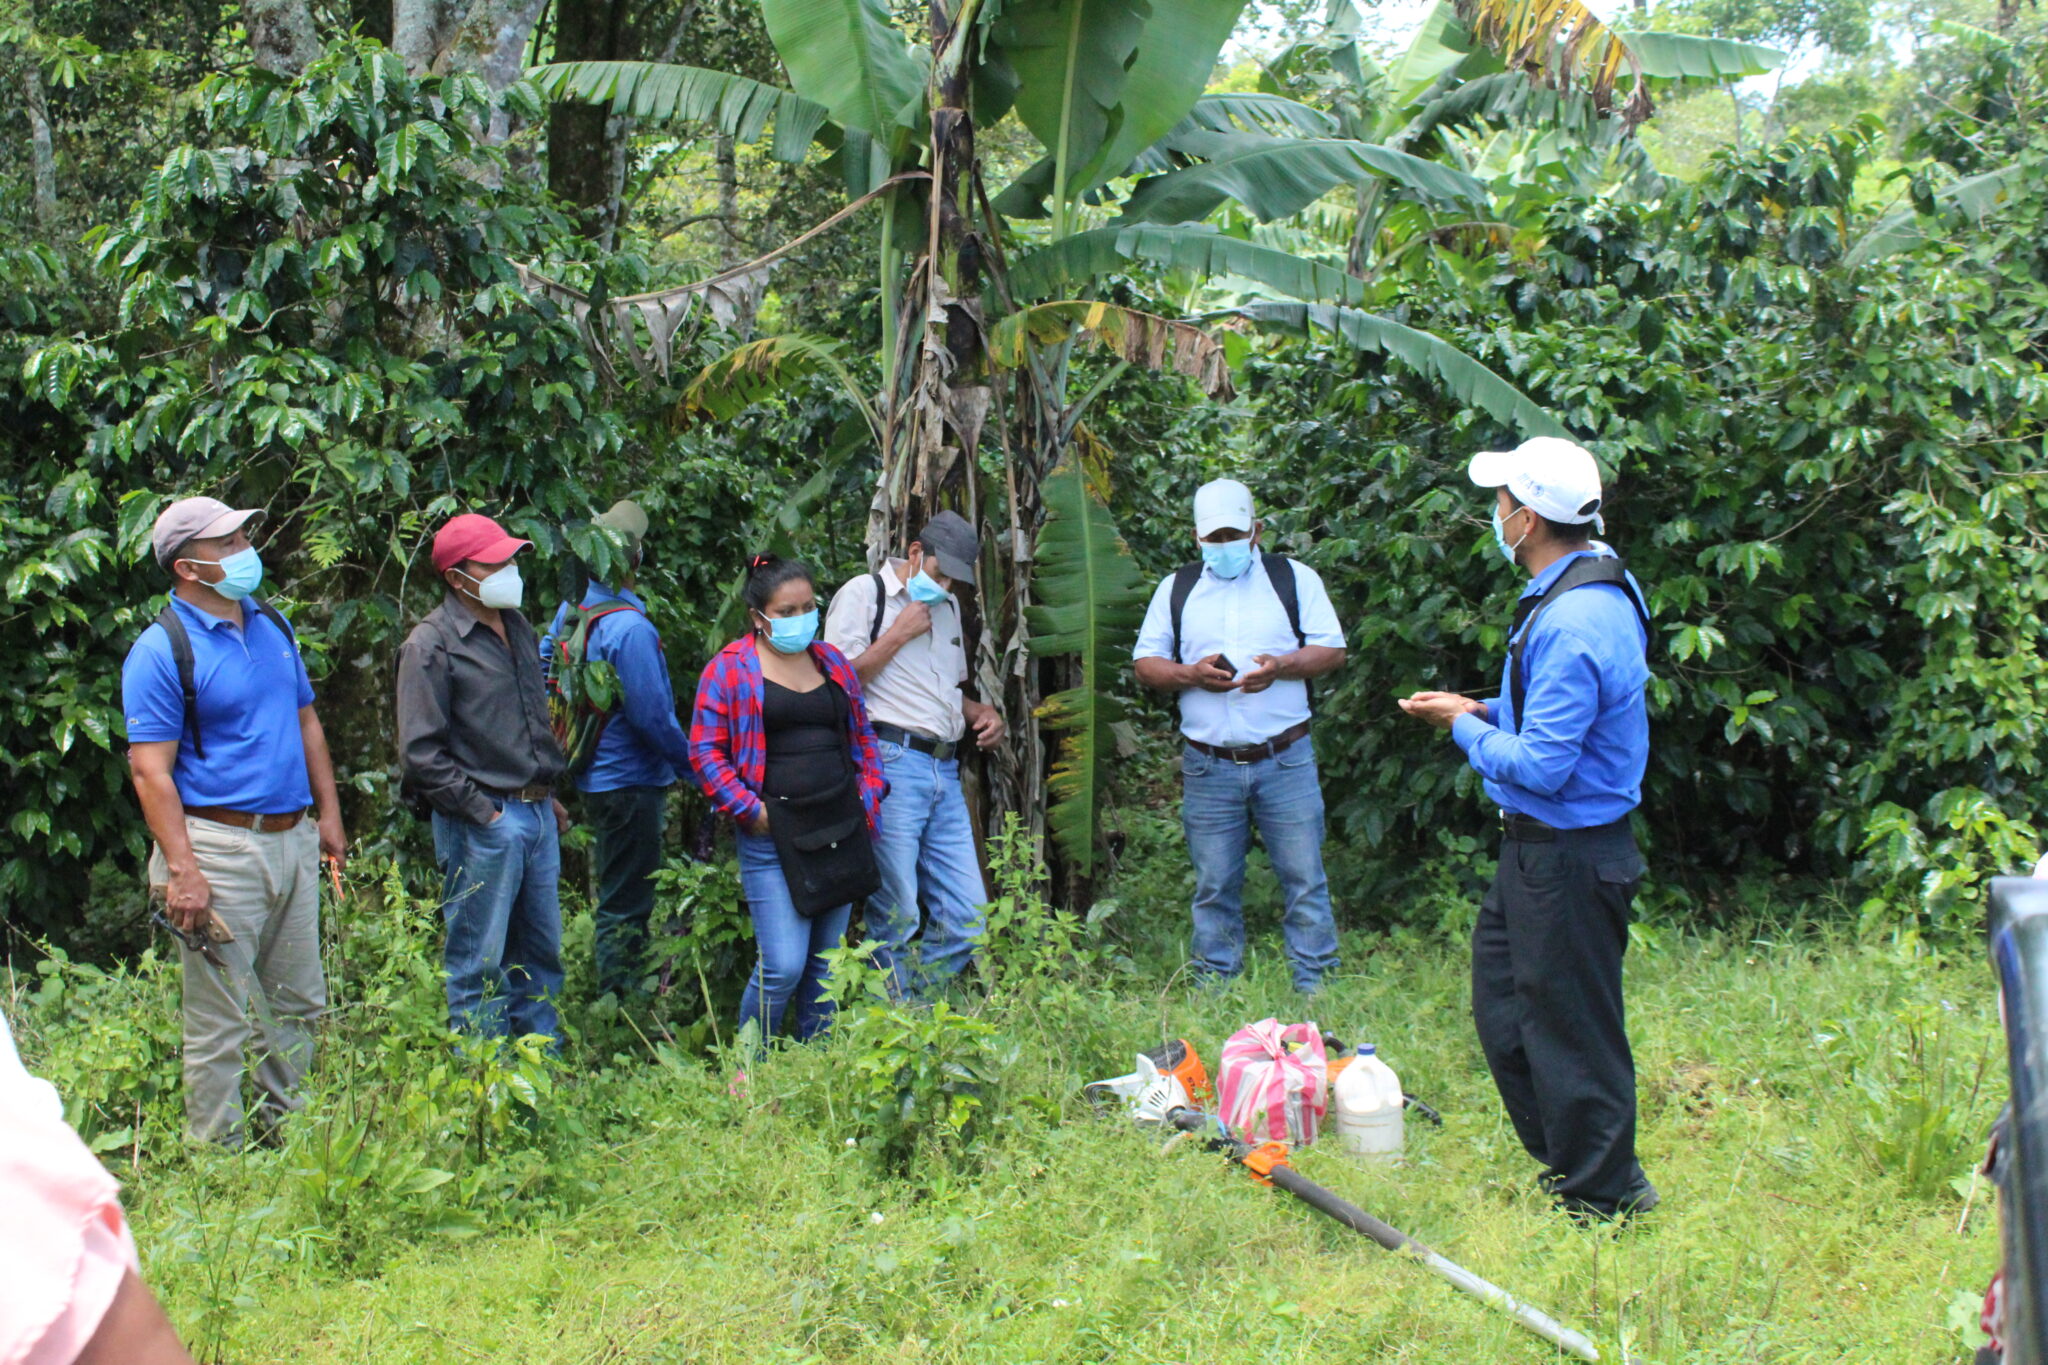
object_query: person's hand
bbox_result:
[164,863,211,933]
[1238,654,1285,696]
[964,700,1005,749]
[1399,690,1485,731]
[890,600,933,642]
[745,806,771,837]
[317,810,348,869]
[1187,654,1241,693]
[552,796,571,835]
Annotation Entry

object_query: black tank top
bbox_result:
[763,679,850,799]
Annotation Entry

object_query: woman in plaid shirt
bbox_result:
[688,557,886,1043]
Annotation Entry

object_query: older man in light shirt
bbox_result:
[1133,479,1349,994]
[825,511,1005,997]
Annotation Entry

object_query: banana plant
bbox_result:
[528,0,1773,882]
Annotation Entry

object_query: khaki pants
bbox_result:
[149,817,326,1145]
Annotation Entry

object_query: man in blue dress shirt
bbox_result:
[1134,479,1349,994]
[1400,437,1658,1221]
[545,500,694,1002]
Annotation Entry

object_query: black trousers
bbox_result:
[1471,819,1654,1216]
[587,785,667,999]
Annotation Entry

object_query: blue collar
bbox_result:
[168,592,246,633]
[1518,545,1614,599]
[582,582,645,611]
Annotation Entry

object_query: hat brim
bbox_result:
[1466,451,1518,488]
[932,549,977,587]
[449,535,532,570]
[193,507,266,541]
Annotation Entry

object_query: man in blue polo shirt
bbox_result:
[544,500,693,1002]
[1399,437,1657,1221]
[122,496,348,1147]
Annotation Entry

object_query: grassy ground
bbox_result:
[50,903,2001,1365]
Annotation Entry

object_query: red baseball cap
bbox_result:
[431,513,532,573]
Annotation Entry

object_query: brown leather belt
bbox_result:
[184,805,308,833]
[496,784,554,803]
[1186,720,1312,765]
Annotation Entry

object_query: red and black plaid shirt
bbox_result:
[687,634,885,829]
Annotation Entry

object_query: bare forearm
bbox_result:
[301,712,342,819]
[1277,647,1346,681]
[132,769,192,872]
[1133,657,1194,692]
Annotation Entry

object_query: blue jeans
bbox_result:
[737,831,851,1042]
[868,743,987,997]
[432,798,564,1041]
[1181,738,1339,992]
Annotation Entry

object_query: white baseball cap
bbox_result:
[1193,479,1254,537]
[1467,437,1605,531]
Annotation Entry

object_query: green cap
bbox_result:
[592,498,648,546]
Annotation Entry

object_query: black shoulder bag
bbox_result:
[765,680,881,918]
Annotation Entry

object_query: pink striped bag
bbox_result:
[1216,1018,1329,1146]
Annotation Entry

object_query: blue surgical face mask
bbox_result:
[907,567,950,604]
[759,608,819,655]
[187,546,264,601]
[1200,538,1253,580]
[1490,506,1531,566]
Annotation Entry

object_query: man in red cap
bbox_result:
[396,513,570,1042]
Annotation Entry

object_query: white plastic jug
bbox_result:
[1332,1044,1404,1157]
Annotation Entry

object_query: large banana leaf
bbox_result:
[761,0,927,146]
[985,0,1245,212]
[1176,92,1339,139]
[1115,132,1486,224]
[1618,31,1787,80]
[1843,165,2027,267]
[1006,224,1368,305]
[528,61,830,162]
[1451,0,1782,126]
[1227,300,1565,438]
[1025,462,1151,875]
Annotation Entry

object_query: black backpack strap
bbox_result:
[248,595,295,646]
[155,604,203,760]
[1507,555,1651,733]
[870,570,887,644]
[1167,562,1203,663]
[1261,553,1307,650]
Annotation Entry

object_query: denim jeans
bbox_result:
[868,743,988,997]
[1181,737,1339,992]
[737,830,851,1042]
[586,784,666,999]
[431,797,563,1041]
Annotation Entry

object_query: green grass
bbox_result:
[34,903,2001,1365]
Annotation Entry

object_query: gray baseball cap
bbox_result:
[915,510,979,587]
[152,496,264,569]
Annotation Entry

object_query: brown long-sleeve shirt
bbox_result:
[395,594,565,825]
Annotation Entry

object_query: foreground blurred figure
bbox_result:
[1,1009,194,1365]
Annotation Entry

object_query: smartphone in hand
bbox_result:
[1214,654,1237,677]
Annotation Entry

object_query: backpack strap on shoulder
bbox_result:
[1507,555,1650,733]
[155,603,203,760]
[870,570,887,645]
[1261,553,1306,650]
[1167,562,1203,664]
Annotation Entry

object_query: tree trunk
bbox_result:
[22,54,57,229]
[393,0,457,72]
[438,0,550,88]
[244,0,322,74]
[546,0,623,224]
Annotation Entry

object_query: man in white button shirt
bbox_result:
[1133,480,1349,993]
[826,511,1006,996]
